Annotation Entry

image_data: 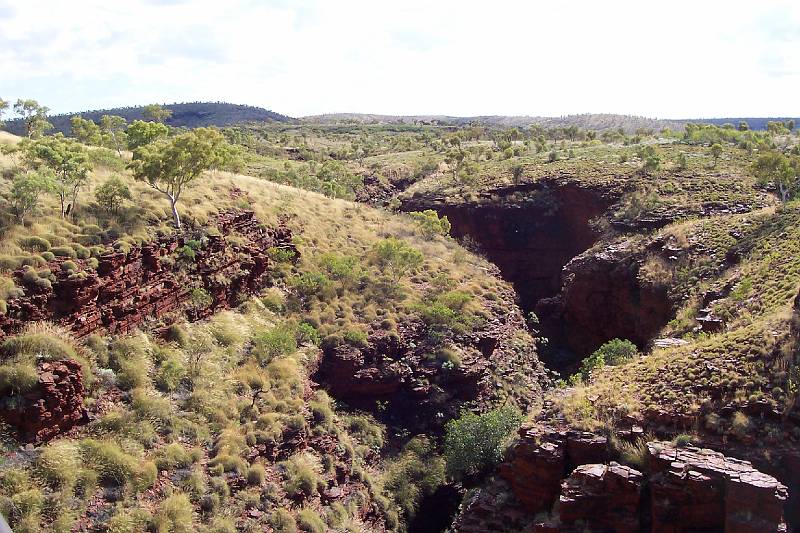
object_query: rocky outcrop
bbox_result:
[536,239,673,370]
[0,209,295,340]
[458,426,789,533]
[401,179,619,316]
[315,283,546,431]
[556,462,644,532]
[499,425,609,513]
[0,359,87,442]
[648,442,788,533]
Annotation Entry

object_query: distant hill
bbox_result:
[2,102,295,136]
[303,113,800,132]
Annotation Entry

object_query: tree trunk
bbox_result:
[168,194,181,230]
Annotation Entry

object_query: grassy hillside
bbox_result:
[0,130,542,532]
[2,102,294,137]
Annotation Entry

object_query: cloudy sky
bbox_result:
[1,0,798,118]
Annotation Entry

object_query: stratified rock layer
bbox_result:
[457,426,789,533]
[0,359,87,442]
[648,442,788,533]
[0,209,295,340]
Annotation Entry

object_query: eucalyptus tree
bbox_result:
[129,128,229,229]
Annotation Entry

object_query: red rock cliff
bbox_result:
[0,209,295,340]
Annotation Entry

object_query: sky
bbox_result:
[1,0,799,119]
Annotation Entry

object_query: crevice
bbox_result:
[401,180,676,372]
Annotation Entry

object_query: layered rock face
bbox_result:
[0,209,295,340]
[315,283,546,431]
[648,442,788,533]
[0,359,87,442]
[455,425,789,533]
[401,179,618,317]
[536,239,672,369]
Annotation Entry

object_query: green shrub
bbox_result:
[19,236,50,252]
[342,328,368,347]
[290,271,332,299]
[295,322,320,346]
[189,288,213,309]
[270,508,297,533]
[153,493,194,533]
[61,260,78,272]
[50,246,78,258]
[408,210,452,239]
[444,406,523,479]
[267,246,296,263]
[253,324,297,364]
[576,338,638,381]
[318,253,362,285]
[297,508,326,533]
[155,443,193,471]
[384,436,446,521]
[246,463,266,485]
[372,238,424,280]
[155,354,185,392]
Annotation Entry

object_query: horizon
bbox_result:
[1,0,799,119]
[4,100,800,123]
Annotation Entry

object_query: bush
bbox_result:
[190,288,213,309]
[154,492,194,533]
[105,507,152,533]
[155,443,193,471]
[576,338,638,381]
[408,210,451,239]
[383,436,446,521]
[253,324,297,364]
[51,246,78,258]
[293,322,319,347]
[290,271,332,300]
[19,236,50,252]
[246,463,266,485]
[297,508,326,533]
[78,439,155,490]
[36,440,81,489]
[1,329,79,360]
[270,508,298,533]
[444,406,523,479]
[282,454,322,498]
[0,360,39,394]
[372,238,423,280]
[164,324,189,347]
[155,354,185,392]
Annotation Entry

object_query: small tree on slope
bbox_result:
[129,128,228,229]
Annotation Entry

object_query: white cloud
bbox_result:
[1,0,798,118]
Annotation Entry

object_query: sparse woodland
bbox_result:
[1,101,800,532]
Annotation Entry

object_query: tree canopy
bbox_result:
[127,120,169,150]
[142,104,172,123]
[22,134,92,217]
[14,99,52,138]
[752,151,797,202]
[129,127,229,229]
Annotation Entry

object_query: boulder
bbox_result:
[648,441,788,533]
[0,359,87,442]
